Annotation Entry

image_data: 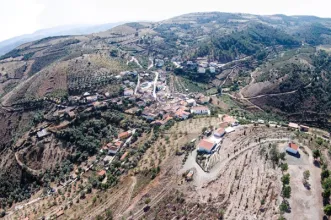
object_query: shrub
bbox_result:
[282,185,291,198]
[281,174,290,185]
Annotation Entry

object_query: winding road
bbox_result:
[152,71,159,100]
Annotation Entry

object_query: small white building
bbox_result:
[124,89,134,96]
[225,127,235,133]
[191,106,210,115]
[186,99,196,107]
[288,122,299,130]
[86,95,98,103]
[197,67,206,74]
[209,67,216,73]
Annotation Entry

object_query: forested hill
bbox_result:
[196,23,301,62]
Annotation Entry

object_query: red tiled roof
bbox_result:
[219,122,228,128]
[120,152,129,161]
[215,128,225,134]
[119,131,130,139]
[114,141,123,148]
[198,139,215,151]
[175,109,189,117]
[192,106,209,111]
[223,115,235,123]
[98,170,106,176]
[289,143,299,150]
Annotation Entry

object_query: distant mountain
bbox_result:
[0,22,124,56]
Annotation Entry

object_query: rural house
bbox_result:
[191,106,210,115]
[214,128,225,138]
[300,125,310,132]
[118,131,132,140]
[288,122,299,130]
[198,139,216,154]
[124,88,134,96]
[175,109,190,120]
[198,67,206,74]
[286,142,299,155]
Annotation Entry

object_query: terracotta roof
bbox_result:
[175,109,190,117]
[198,139,215,151]
[289,143,299,150]
[223,115,236,123]
[219,122,228,128]
[114,141,123,148]
[98,170,106,176]
[192,106,209,111]
[120,152,129,161]
[119,131,130,139]
[215,128,225,134]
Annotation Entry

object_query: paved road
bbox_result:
[147,57,154,70]
[152,71,159,100]
[134,75,140,95]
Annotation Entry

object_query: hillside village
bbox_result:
[5,50,329,220]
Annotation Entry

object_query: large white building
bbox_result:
[191,106,210,115]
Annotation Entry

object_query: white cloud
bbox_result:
[0,0,331,42]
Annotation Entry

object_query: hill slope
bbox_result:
[1,11,331,217]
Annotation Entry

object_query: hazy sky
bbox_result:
[1,0,331,42]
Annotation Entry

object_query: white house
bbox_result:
[225,127,235,133]
[286,142,299,155]
[209,67,216,73]
[197,67,206,74]
[86,95,98,103]
[186,99,196,107]
[124,89,134,96]
[191,106,210,115]
[214,128,225,138]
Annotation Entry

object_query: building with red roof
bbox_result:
[286,142,299,155]
[198,139,216,154]
[214,128,225,138]
[98,170,106,177]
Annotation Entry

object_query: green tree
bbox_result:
[324,204,331,216]
[281,174,290,185]
[321,169,330,180]
[323,177,331,191]
[270,145,280,167]
[280,163,288,172]
[303,170,310,181]
[105,209,113,220]
[282,185,291,198]
[279,200,290,213]
[313,149,321,160]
